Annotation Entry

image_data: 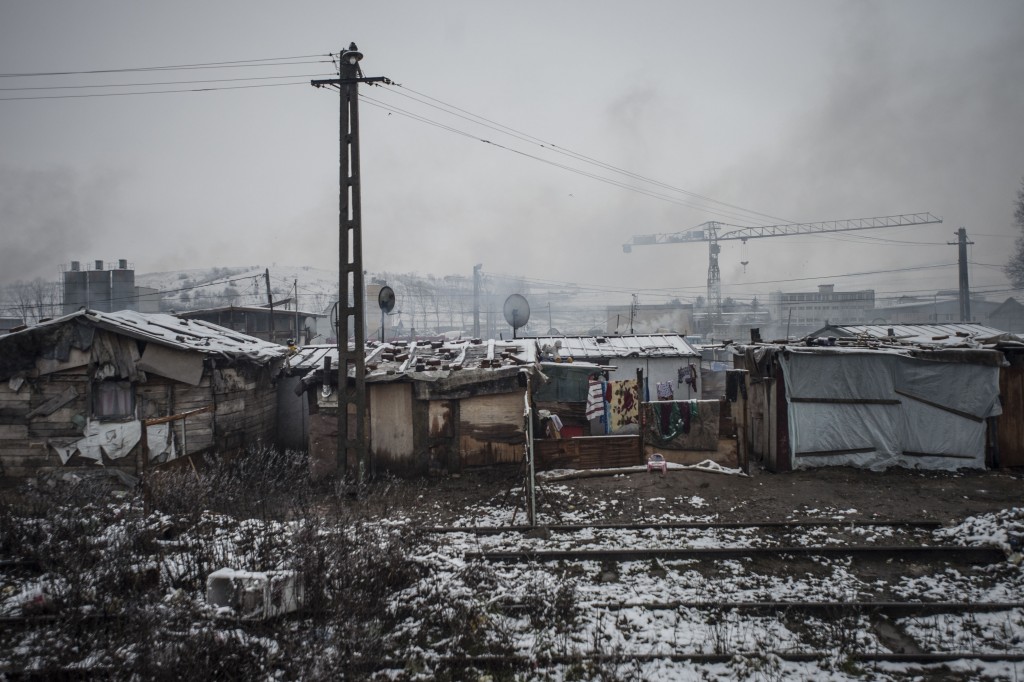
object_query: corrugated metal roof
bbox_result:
[178,304,325,318]
[813,322,1008,347]
[0,309,287,363]
[528,334,700,359]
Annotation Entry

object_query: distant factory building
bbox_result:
[62,259,138,315]
[768,284,875,337]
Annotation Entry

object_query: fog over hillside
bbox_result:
[136,264,620,339]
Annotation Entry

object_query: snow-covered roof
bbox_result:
[284,338,538,383]
[0,309,288,363]
[808,322,1015,348]
[528,333,700,360]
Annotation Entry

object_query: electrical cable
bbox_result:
[384,83,793,227]
[0,80,319,101]
[0,72,336,92]
[360,95,786,225]
[0,55,332,78]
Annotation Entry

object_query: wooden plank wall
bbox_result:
[213,366,277,454]
[369,383,415,469]
[1,362,279,483]
[535,435,642,471]
[997,360,1024,467]
[138,376,216,457]
[0,371,89,479]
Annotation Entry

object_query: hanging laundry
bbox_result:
[725,370,748,402]
[656,381,674,400]
[585,379,605,421]
[642,399,719,451]
[608,379,640,432]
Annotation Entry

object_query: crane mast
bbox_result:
[624,212,943,323]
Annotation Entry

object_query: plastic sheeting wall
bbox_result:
[779,350,1002,471]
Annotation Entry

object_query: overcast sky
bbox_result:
[2,0,1023,308]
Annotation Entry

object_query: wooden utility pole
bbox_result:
[312,44,389,483]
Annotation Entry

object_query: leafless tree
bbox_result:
[1005,177,1024,289]
[4,278,60,323]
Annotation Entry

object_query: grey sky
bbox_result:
[1,0,1022,307]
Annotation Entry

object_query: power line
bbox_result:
[0,55,331,78]
[0,80,316,101]
[360,95,787,225]
[384,83,792,227]
[0,72,336,92]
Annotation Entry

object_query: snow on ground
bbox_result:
[2,476,1023,681]
[377,487,1024,680]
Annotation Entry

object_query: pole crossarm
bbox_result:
[311,76,391,88]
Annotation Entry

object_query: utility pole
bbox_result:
[294,279,299,343]
[264,268,275,344]
[312,44,389,483]
[473,264,482,338]
[949,227,974,321]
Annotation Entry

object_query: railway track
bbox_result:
[465,544,1006,563]
[413,517,1024,675]
[3,517,1019,677]
[422,519,947,534]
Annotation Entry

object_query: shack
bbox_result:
[806,322,1024,467]
[528,334,702,400]
[734,337,1005,472]
[0,309,287,483]
[530,360,645,471]
[284,339,540,476]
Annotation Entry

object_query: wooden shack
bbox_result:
[285,339,539,477]
[0,309,287,483]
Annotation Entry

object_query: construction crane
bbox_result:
[623,212,943,320]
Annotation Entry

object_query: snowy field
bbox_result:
[1,454,1023,680]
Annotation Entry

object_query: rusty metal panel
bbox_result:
[997,362,1024,467]
[459,392,525,467]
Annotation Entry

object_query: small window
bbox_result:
[93,381,134,420]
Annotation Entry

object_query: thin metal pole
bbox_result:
[525,377,536,527]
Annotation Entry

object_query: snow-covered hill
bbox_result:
[135,265,338,315]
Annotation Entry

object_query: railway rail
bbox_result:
[421,519,946,534]
[465,544,1006,564]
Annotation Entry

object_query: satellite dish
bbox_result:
[503,294,530,339]
[378,286,395,313]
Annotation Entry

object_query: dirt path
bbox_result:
[373,465,1024,526]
